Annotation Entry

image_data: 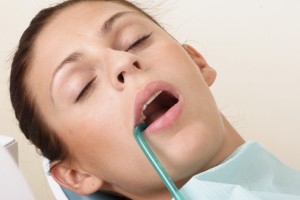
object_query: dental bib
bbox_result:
[178,141,300,200]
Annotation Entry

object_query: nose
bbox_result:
[103,48,141,90]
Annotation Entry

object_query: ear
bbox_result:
[50,161,103,195]
[183,44,217,86]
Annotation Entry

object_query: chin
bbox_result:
[164,122,225,176]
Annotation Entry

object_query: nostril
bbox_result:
[117,72,125,83]
[134,61,141,69]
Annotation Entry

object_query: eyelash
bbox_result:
[75,76,97,103]
[126,32,152,51]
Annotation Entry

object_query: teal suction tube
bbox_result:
[134,124,185,200]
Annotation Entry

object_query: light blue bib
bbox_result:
[178,141,300,200]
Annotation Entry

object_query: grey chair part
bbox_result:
[61,187,127,200]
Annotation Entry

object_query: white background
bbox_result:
[1,0,299,199]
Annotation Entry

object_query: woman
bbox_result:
[10,0,300,199]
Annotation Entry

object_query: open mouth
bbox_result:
[140,91,179,126]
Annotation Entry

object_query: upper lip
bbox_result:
[134,81,180,126]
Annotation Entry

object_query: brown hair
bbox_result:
[10,0,160,164]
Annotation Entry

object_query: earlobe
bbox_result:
[182,44,217,86]
[50,161,103,195]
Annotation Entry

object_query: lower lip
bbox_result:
[144,98,183,134]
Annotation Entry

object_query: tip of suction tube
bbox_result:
[134,123,147,136]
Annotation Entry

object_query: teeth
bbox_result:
[140,113,146,123]
[140,91,162,123]
[142,104,147,112]
[144,91,162,110]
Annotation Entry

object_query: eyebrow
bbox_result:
[101,11,136,36]
[53,52,83,78]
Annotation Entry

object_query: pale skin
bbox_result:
[26,1,244,199]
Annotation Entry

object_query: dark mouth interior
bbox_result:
[143,91,178,126]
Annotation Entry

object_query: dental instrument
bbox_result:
[134,124,185,200]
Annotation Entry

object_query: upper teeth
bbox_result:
[140,91,162,123]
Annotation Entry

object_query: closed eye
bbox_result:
[74,76,97,103]
[126,32,152,51]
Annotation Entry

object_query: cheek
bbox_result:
[56,99,119,165]
[63,116,131,179]
[148,40,203,82]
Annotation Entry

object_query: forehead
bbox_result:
[37,1,138,47]
[49,1,138,27]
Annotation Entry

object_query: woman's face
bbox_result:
[27,1,226,198]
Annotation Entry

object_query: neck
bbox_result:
[201,113,245,172]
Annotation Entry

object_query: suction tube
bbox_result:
[134,124,184,200]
